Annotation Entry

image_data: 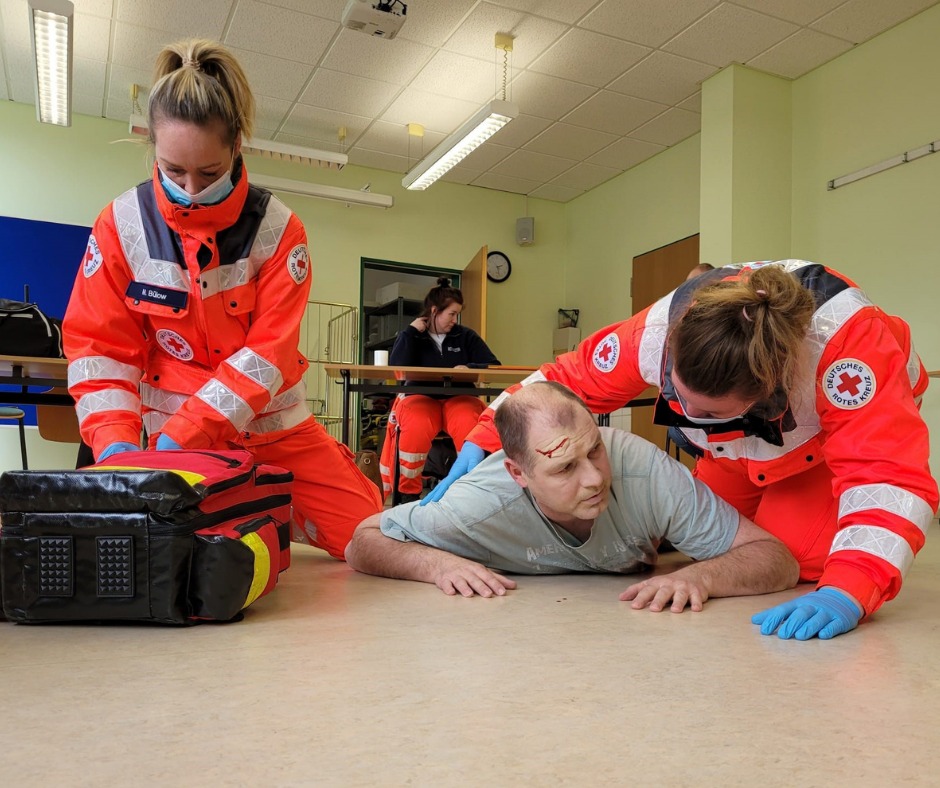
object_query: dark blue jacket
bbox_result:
[390,323,500,390]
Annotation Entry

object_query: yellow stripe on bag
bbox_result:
[241,531,271,609]
[90,466,207,487]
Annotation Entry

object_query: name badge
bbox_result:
[126,281,188,310]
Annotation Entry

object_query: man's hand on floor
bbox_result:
[434,555,517,598]
[619,575,708,612]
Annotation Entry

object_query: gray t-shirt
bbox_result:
[380,428,739,574]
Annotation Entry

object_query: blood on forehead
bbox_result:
[534,436,570,459]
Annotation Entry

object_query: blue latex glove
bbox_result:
[752,587,862,641]
[97,441,140,462]
[156,434,182,451]
[420,441,485,505]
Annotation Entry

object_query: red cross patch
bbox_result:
[287,244,310,284]
[823,358,876,410]
[83,234,103,278]
[156,329,194,361]
[592,332,620,373]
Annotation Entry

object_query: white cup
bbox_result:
[373,350,389,366]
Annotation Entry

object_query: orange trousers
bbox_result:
[241,417,382,560]
[694,455,838,582]
[379,394,485,498]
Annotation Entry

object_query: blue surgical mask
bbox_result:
[159,167,234,206]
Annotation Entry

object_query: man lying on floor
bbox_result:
[345,381,799,611]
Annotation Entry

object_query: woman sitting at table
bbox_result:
[379,277,500,502]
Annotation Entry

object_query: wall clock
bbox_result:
[486,251,512,283]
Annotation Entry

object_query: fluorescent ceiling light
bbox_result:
[249,172,393,209]
[129,114,348,170]
[402,99,518,191]
[29,0,74,126]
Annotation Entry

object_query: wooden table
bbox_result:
[323,364,540,446]
[0,354,72,405]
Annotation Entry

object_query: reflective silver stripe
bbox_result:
[195,379,253,430]
[830,524,915,576]
[226,347,283,397]
[400,466,423,479]
[247,400,310,434]
[76,389,141,425]
[399,450,427,463]
[839,484,934,536]
[140,382,189,413]
[907,342,923,391]
[143,411,169,435]
[805,287,872,366]
[263,380,306,412]
[113,188,189,290]
[250,196,291,270]
[68,356,142,387]
[198,258,252,299]
[637,293,672,386]
[379,463,392,476]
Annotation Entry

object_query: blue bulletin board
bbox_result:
[1,214,91,424]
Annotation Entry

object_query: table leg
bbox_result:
[341,369,351,446]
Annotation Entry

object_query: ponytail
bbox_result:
[670,265,816,400]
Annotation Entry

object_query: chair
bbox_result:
[36,387,90,467]
[0,405,28,469]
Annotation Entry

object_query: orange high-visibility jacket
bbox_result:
[64,164,312,456]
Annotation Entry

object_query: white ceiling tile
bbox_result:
[116,0,231,39]
[380,88,481,133]
[491,148,576,180]
[490,113,553,147]
[111,22,179,72]
[106,63,157,117]
[281,104,371,144]
[73,91,105,118]
[810,0,939,44]
[261,0,346,21]
[399,0,489,48]
[301,68,399,117]
[549,161,622,190]
[73,57,107,97]
[486,0,600,25]
[529,28,650,87]
[410,50,503,104]
[628,106,701,146]
[322,28,434,84]
[439,165,484,185]
[747,28,854,79]
[563,91,668,136]
[663,4,799,67]
[348,147,410,173]
[587,136,665,169]
[580,0,719,47]
[730,0,846,26]
[509,71,596,120]
[230,48,312,102]
[443,4,567,69]
[225,0,338,65]
[254,94,294,133]
[356,120,446,157]
[74,13,111,61]
[470,171,541,194]
[677,91,702,112]
[608,51,715,104]
[459,141,514,171]
[524,122,618,159]
[74,0,119,17]
[528,182,584,202]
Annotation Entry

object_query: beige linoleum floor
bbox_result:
[2,525,939,787]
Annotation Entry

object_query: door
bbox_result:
[460,246,487,340]
[630,234,700,470]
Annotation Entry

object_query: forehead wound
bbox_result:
[533,436,570,459]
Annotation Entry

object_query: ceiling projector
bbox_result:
[341,1,407,40]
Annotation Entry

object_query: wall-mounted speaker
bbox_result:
[516,216,535,246]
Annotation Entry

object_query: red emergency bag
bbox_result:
[0,450,292,624]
